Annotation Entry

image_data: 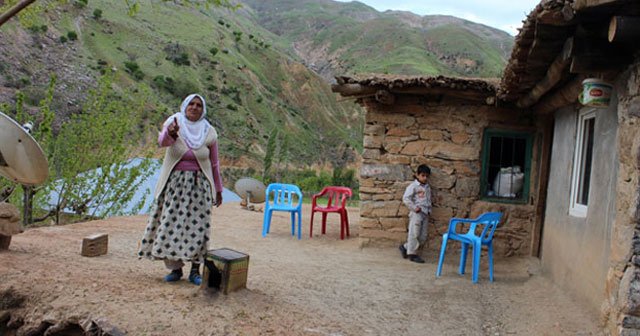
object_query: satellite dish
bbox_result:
[234,177,266,206]
[0,111,49,186]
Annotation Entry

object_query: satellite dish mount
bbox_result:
[234,177,266,211]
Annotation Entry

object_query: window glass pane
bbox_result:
[484,132,528,200]
[577,118,595,205]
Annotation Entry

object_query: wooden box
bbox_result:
[201,248,249,294]
[81,233,108,257]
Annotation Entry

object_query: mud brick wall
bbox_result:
[358,95,542,257]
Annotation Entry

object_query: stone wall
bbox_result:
[602,57,640,336]
[358,96,542,257]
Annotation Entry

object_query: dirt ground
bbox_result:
[0,203,602,335]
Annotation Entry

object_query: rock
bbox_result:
[0,202,21,236]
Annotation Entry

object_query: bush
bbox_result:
[209,47,218,56]
[123,61,144,80]
[164,43,191,66]
[60,36,68,43]
[73,0,88,8]
[67,31,78,41]
[153,76,199,99]
[93,9,102,19]
[28,25,47,34]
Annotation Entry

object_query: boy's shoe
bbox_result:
[408,255,425,264]
[164,269,183,282]
[189,272,202,286]
[399,244,408,259]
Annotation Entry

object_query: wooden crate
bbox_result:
[201,248,249,294]
[81,233,108,257]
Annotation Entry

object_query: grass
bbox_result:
[67,0,364,166]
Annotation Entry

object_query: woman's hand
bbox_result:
[215,191,223,207]
[168,118,179,139]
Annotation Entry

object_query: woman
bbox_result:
[138,93,223,285]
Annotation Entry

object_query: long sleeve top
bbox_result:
[402,180,432,215]
[158,126,223,192]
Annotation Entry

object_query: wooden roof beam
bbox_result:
[517,38,574,108]
[608,16,640,43]
[533,75,585,115]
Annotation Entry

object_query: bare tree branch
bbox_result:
[0,0,36,27]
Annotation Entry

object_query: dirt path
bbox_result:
[1,203,601,335]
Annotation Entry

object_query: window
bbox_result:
[480,129,533,203]
[569,109,596,217]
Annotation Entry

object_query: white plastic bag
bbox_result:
[492,166,524,198]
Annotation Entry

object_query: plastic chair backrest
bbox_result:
[318,186,352,207]
[477,212,502,242]
[266,183,302,208]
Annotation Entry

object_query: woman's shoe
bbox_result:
[189,272,202,285]
[164,269,183,282]
[408,255,425,264]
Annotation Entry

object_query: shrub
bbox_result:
[164,43,191,66]
[232,31,242,42]
[28,25,47,34]
[123,61,144,80]
[93,9,102,19]
[74,0,88,8]
[67,31,78,41]
[209,47,218,56]
[60,36,68,43]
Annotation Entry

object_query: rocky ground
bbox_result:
[0,203,602,335]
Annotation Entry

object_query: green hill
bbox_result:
[0,0,513,178]
[241,0,514,79]
[0,0,363,176]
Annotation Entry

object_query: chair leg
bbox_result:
[472,242,481,283]
[344,210,350,237]
[321,213,328,234]
[290,212,295,237]
[310,210,315,238]
[339,212,345,240]
[297,209,302,240]
[459,242,469,275]
[436,234,448,277]
[262,210,271,237]
[488,243,494,282]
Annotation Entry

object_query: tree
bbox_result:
[2,72,155,225]
[37,71,155,223]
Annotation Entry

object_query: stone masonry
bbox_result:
[358,95,542,257]
[602,57,640,336]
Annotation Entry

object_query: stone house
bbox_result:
[333,0,640,334]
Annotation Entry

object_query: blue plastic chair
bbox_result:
[263,183,303,239]
[436,212,503,283]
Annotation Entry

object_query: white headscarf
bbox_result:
[162,94,212,149]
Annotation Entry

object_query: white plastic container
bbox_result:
[579,79,612,107]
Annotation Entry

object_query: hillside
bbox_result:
[241,0,514,80]
[0,0,514,177]
[0,0,363,173]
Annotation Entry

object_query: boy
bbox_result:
[399,164,432,263]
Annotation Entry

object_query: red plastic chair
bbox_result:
[310,186,353,239]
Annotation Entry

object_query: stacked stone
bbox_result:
[603,57,640,336]
[357,97,538,256]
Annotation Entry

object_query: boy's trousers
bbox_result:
[404,211,429,255]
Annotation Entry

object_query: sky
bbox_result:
[334,0,541,35]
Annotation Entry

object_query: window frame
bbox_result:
[480,128,534,204]
[569,108,596,218]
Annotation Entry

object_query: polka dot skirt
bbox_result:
[138,170,213,264]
